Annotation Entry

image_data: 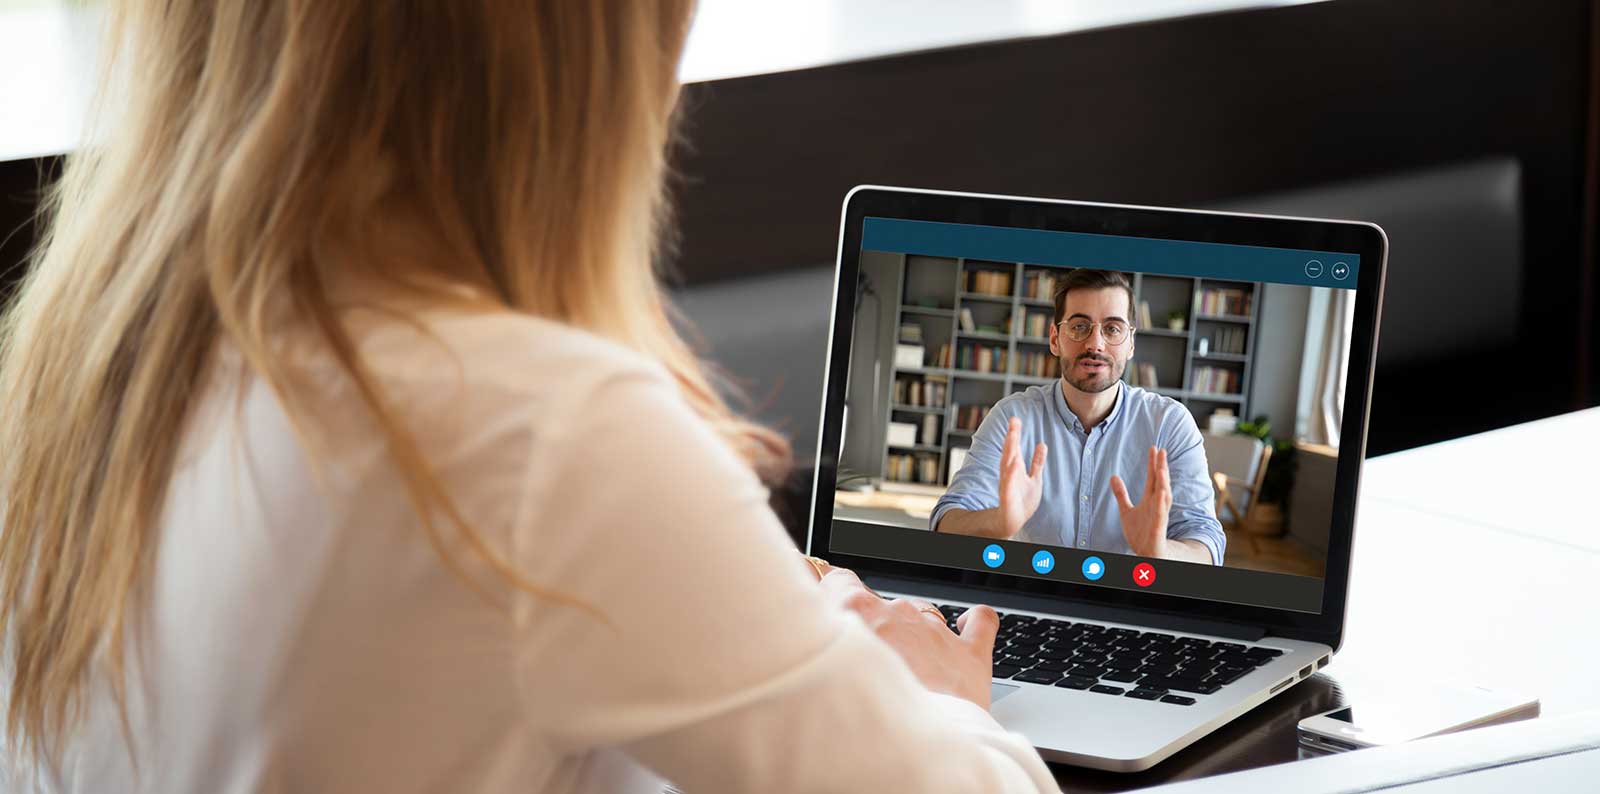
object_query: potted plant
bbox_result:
[1166,310,1186,332]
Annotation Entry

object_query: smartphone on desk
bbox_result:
[1297,679,1539,753]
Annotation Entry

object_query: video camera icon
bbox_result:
[982,544,1006,569]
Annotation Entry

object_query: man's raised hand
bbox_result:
[1109,446,1172,558]
[998,416,1047,538]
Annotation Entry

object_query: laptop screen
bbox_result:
[828,216,1366,615]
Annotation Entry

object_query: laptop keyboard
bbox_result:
[934,604,1284,706]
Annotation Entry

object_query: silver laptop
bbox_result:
[807,186,1386,771]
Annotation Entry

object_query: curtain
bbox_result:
[1303,288,1355,447]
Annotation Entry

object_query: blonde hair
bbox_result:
[0,0,790,765]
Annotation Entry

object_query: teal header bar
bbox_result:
[862,217,1359,289]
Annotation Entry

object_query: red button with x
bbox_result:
[1132,562,1157,587]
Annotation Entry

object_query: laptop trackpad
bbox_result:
[991,682,1021,704]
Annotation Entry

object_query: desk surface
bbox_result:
[1050,407,1600,791]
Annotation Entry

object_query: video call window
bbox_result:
[834,251,1356,582]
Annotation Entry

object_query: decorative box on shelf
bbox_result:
[886,422,918,448]
[894,343,925,369]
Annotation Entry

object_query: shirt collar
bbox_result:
[1102,380,1128,429]
[1053,379,1126,434]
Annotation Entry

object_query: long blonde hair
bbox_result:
[0,0,789,765]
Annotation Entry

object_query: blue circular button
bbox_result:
[1031,550,1056,575]
[1081,555,1106,581]
[982,544,1006,568]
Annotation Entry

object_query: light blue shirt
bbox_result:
[931,382,1226,564]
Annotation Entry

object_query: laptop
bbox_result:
[807,186,1386,771]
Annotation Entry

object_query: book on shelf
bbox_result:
[885,450,941,484]
[1202,326,1247,355]
[967,270,1013,296]
[1138,300,1154,330]
[895,376,947,407]
[908,380,946,407]
[1023,311,1050,339]
[1018,350,1054,378]
[920,413,939,445]
[947,446,970,485]
[952,403,992,431]
[936,343,952,368]
[1023,269,1061,302]
[956,343,1008,373]
[1138,362,1158,389]
[899,322,923,344]
[1191,365,1241,395]
[958,307,976,331]
[1196,287,1254,317]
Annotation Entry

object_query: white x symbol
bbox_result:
[1137,570,1150,581]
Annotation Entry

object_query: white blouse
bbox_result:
[16,309,1056,793]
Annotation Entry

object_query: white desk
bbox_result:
[1330,407,1600,714]
[1053,409,1600,790]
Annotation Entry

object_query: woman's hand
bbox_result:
[816,567,999,710]
[800,554,834,582]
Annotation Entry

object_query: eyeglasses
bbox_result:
[1057,319,1132,346]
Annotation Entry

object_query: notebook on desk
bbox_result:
[806,186,1388,771]
[1142,708,1599,793]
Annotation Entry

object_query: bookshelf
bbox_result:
[879,254,1262,488]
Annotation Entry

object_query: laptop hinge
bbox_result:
[861,573,1269,643]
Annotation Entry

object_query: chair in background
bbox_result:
[1203,433,1273,556]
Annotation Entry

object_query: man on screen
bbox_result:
[931,269,1225,565]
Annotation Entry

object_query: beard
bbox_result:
[1061,352,1124,394]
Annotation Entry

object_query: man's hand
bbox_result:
[998,416,1047,539]
[1109,446,1172,558]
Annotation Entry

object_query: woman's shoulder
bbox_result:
[357,308,671,397]
[294,307,686,455]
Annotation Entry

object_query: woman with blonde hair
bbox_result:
[0,2,1055,791]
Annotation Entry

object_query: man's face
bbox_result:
[1049,286,1135,395]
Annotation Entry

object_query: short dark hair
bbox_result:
[1052,269,1135,324]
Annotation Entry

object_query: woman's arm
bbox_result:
[509,370,1056,793]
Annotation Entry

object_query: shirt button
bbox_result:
[1079,541,1087,546]
[1081,494,1089,503]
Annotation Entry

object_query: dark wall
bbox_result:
[667,0,1599,456]
[2,0,1594,461]
[0,156,57,305]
